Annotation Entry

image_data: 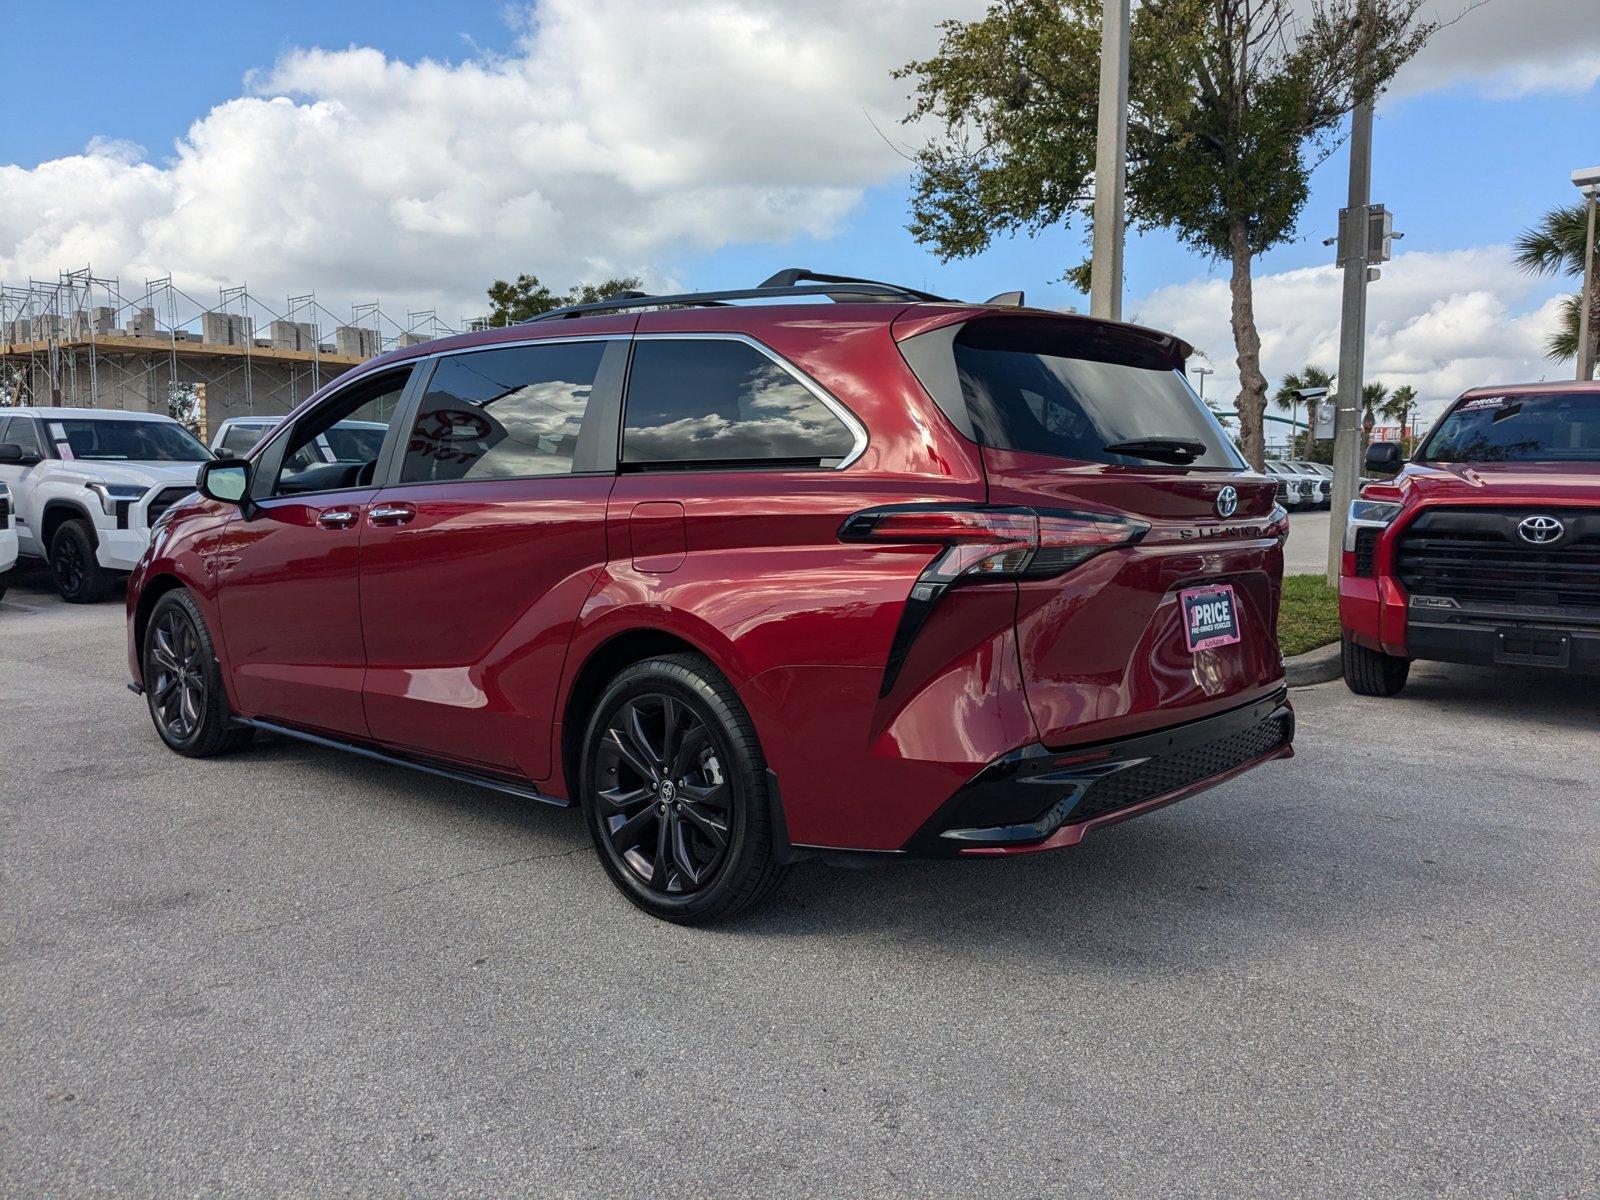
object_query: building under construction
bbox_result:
[0,267,466,438]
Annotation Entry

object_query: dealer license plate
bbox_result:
[1181,583,1242,653]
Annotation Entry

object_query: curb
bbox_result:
[1284,641,1342,688]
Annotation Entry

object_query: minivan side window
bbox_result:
[621,338,857,469]
[269,369,410,497]
[399,341,608,483]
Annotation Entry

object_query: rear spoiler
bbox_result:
[892,307,1192,372]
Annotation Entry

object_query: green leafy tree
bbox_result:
[1513,202,1598,371]
[1360,380,1388,444]
[898,0,1437,468]
[1272,363,1334,446]
[484,274,644,325]
[1378,383,1417,448]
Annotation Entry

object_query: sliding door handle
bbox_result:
[368,502,417,526]
[316,509,358,530]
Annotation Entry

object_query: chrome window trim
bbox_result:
[401,330,868,471]
[625,331,868,470]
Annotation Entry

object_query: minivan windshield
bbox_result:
[1420,391,1600,463]
[947,320,1243,469]
[53,418,210,462]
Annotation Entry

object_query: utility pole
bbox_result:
[1090,0,1130,321]
[1327,37,1376,582]
[1573,167,1600,381]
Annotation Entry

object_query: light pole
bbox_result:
[1573,166,1600,381]
[1090,0,1131,321]
[1192,365,1213,403]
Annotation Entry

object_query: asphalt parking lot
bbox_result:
[2,569,1596,1198]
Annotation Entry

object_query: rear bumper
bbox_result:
[901,689,1293,857]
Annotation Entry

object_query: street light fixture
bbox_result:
[1573,166,1600,381]
[1191,365,1214,402]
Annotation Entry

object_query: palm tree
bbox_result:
[1513,203,1598,372]
[1272,364,1333,455]
[1379,384,1419,450]
[1361,382,1388,445]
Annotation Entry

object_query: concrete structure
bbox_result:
[1,269,455,436]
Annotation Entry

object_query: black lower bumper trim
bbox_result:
[904,690,1293,855]
[1409,619,1600,675]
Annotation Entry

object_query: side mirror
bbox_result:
[0,442,42,466]
[1364,441,1402,476]
[214,445,236,460]
[198,458,251,505]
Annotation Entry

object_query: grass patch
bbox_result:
[1278,573,1341,657]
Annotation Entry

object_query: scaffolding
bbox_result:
[0,266,465,437]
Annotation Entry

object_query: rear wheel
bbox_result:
[144,589,253,757]
[50,519,115,603]
[579,654,788,924]
[1342,634,1410,697]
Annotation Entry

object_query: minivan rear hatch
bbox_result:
[897,310,1285,748]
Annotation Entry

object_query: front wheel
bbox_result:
[50,519,116,603]
[579,654,788,924]
[143,589,253,757]
[1342,634,1410,697]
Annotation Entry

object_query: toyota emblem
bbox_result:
[1215,486,1239,519]
[1517,514,1564,544]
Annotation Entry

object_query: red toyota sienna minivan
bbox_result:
[127,271,1293,922]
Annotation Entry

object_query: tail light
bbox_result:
[840,504,1148,695]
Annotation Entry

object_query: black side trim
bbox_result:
[236,718,570,808]
[764,767,802,866]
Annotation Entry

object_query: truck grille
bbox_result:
[144,486,195,528]
[1394,508,1600,612]
[1070,714,1291,824]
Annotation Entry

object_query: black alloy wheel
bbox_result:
[580,654,788,923]
[595,693,733,894]
[49,519,114,603]
[148,606,207,742]
[142,589,253,757]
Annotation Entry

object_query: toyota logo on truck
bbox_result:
[1517,515,1564,545]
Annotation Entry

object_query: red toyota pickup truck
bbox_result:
[1340,380,1600,695]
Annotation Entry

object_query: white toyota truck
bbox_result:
[0,479,17,603]
[0,407,211,603]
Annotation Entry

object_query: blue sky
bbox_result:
[1,0,1595,411]
[4,3,1591,306]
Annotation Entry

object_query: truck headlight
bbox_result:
[1344,499,1403,551]
[85,482,150,515]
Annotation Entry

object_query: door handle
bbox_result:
[368,502,416,526]
[317,509,359,530]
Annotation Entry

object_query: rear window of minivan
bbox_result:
[906,317,1243,470]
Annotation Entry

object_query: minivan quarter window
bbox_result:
[621,337,859,469]
[401,340,609,483]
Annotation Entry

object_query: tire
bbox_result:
[1342,633,1410,697]
[579,653,788,924]
[49,519,115,603]
[143,588,254,757]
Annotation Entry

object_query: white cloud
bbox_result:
[0,0,1589,328]
[1132,246,1569,424]
[1395,0,1600,98]
[0,0,987,321]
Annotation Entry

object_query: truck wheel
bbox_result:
[579,653,789,924]
[1342,634,1410,697]
[49,519,115,603]
[143,589,254,757]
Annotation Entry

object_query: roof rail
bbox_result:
[519,267,950,323]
